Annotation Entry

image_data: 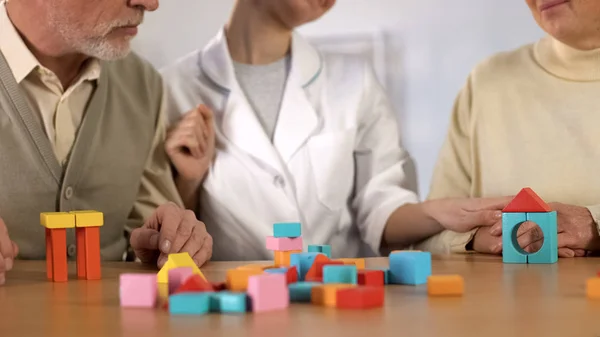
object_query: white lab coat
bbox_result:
[161,29,418,261]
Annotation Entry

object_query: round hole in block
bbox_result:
[511,221,543,254]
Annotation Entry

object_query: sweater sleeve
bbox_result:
[411,76,478,253]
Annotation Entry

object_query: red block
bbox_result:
[47,228,68,282]
[305,256,343,281]
[286,266,298,284]
[358,270,385,287]
[502,187,551,213]
[174,274,214,294]
[336,287,385,309]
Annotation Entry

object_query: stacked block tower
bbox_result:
[268,222,303,267]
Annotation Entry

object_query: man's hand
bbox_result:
[423,196,512,233]
[0,218,19,285]
[166,104,216,189]
[129,203,213,268]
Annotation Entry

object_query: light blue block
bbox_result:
[389,251,431,285]
[526,211,558,264]
[290,252,323,281]
[288,282,320,302]
[308,245,332,258]
[273,222,302,238]
[323,265,357,284]
[265,268,289,275]
[502,213,528,264]
[370,268,390,284]
[210,292,247,313]
[169,293,211,315]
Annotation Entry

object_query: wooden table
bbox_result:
[2,254,600,337]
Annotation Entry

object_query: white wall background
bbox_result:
[132,0,545,198]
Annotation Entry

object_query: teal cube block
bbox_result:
[323,265,357,284]
[308,245,331,258]
[273,222,302,238]
[526,211,558,264]
[169,293,211,315]
[288,282,320,302]
[210,292,247,313]
[502,212,528,264]
[389,251,431,285]
[291,252,323,281]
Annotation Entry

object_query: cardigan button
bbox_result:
[64,186,73,200]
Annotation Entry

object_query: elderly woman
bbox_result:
[415,0,600,258]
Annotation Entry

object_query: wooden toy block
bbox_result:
[71,210,104,227]
[502,212,528,264]
[323,265,357,284]
[304,254,332,281]
[168,267,194,294]
[427,275,464,296]
[336,258,366,270]
[586,278,600,299]
[273,222,302,238]
[290,252,325,281]
[289,282,321,302]
[311,284,356,307]
[502,187,551,213]
[265,266,298,284]
[174,274,214,294]
[266,236,303,251]
[46,228,68,282]
[76,226,102,280]
[358,270,385,287]
[526,211,558,264]
[308,245,332,258]
[237,264,269,271]
[247,274,289,312]
[119,274,157,308]
[274,250,302,267]
[169,293,211,315]
[157,252,206,283]
[40,212,75,229]
[210,292,248,313]
[336,287,385,309]
[369,268,390,284]
[389,251,431,285]
[226,269,263,292]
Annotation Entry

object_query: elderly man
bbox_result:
[0,0,212,285]
[415,0,600,257]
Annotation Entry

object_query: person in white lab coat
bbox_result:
[160,0,511,261]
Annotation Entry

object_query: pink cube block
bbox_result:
[168,267,194,294]
[247,274,289,312]
[266,236,303,251]
[119,273,157,308]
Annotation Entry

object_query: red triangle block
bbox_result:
[173,275,214,294]
[502,187,551,213]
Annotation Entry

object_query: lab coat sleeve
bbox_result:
[411,77,477,253]
[352,64,419,255]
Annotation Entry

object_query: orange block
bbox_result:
[427,275,464,296]
[226,269,263,292]
[47,228,68,282]
[337,258,366,270]
[274,250,301,267]
[311,284,356,307]
[587,278,600,299]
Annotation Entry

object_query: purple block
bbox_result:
[168,267,194,294]
[265,236,303,251]
[120,273,157,308]
[247,274,289,312]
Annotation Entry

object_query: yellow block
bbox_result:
[337,258,366,270]
[40,212,75,229]
[427,275,464,296]
[157,252,206,283]
[226,269,263,292]
[311,284,356,307]
[70,210,104,227]
[587,278,600,299]
[274,250,302,267]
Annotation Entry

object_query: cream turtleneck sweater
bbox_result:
[414,35,600,253]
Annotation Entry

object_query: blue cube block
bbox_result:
[210,292,247,313]
[273,222,302,238]
[389,251,431,285]
[169,293,211,315]
[288,282,320,302]
[370,267,390,284]
[308,245,332,258]
[290,252,323,281]
[265,268,289,275]
[323,265,357,284]
[526,211,558,264]
[502,212,528,264]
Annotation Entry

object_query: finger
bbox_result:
[558,248,575,258]
[129,227,160,251]
[192,235,213,267]
[516,221,538,237]
[197,105,214,140]
[573,249,587,257]
[0,219,14,267]
[0,272,4,286]
[167,129,203,159]
[169,211,196,255]
[12,241,18,257]
[179,226,204,262]
[190,118,208,155]
[146,203,185,254]
[523,238,543,253]
[468,196,514,211]
[466,209,503,227]
[489,221,502,236]
[517,225,544,250]
[0,252,5,274]
[557,233,576,249]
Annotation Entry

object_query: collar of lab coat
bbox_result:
[200,27,322,91]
